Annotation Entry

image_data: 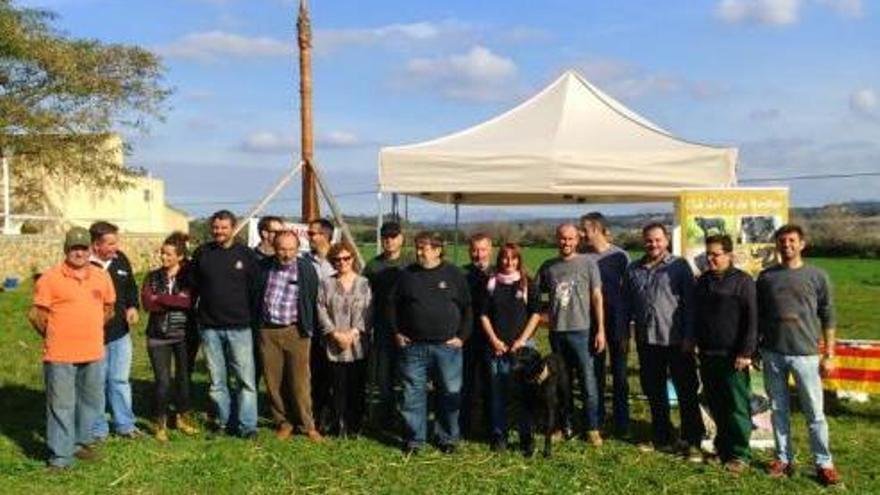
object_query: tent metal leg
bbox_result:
[453,202,460,264]
[376,192,383,255]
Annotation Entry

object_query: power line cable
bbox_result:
[169,189,375,207]
[740,171,880,183]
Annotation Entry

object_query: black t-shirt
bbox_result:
[480,278,540,345]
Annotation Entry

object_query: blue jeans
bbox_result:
[549,331,600,431]
[202,327,258,434]
[593,338,630,430]
[44,361,103,467]
[487,353,514,439]
[93,334,136,437]
[398,342,462,448]
[763,350,833,468]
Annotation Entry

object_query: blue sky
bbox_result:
[17,0,880,221]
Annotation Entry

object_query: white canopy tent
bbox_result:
[379,70,737,205]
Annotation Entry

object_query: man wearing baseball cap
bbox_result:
[28,227,116,470]
[362,221,413,429]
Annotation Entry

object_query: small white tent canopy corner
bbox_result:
[378,70,738,206]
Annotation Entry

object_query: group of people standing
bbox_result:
[28,209,840,485]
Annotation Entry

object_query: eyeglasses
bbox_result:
[332,255,353,263]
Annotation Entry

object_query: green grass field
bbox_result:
[1,254,878,493]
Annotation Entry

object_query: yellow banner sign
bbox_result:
[677,188,789,276]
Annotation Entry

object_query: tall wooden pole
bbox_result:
[298,0,319,221]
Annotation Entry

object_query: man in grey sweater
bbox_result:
[758,224,840,486]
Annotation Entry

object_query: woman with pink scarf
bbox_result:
[478,242,541,452]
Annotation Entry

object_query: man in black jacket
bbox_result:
[253,230,323,442]
[695,234,757,473]
[190,210,261,438]
[460,233,493,439]
[88,221,141,440]
[390,231,471,455]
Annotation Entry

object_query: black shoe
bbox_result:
[438,443,457,455]
[490,438,507,452]
[240,430,258,440]
[403,444,421,456]
[46,464,70,474]
[117,428,143,440]
[562,426,575,440]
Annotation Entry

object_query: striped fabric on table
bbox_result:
[822,340,880,395]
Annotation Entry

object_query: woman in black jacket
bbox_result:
[479,242,541,451]
[141,232,199,441]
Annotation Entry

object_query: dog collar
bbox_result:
[533,364,550,385]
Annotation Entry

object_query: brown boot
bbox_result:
[586,430,603,448]
[275,422,294,441]
[176,413,199,436]
[305,429,324,443]
[154,416,169,443]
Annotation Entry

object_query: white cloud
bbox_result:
[749,108,782,122]
[817,0,864,18]
[850,88,878,119]
[181,89,215,101]
[317,131,362,148]
[496,26,551,44]
[239,131,295,154]
[239,130,365,154]
[398,45,518,102]
[158,31,290,61]
[715,0,802,26]
[315,21,470,54]
[715,0,864,25]
[575,58,728,100]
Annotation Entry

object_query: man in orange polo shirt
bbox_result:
[28,227,116,470]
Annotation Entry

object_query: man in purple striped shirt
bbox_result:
[256,231,322,442]
[263,259,298,325]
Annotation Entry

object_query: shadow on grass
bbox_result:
[129,377,212,423]
[0,384,47,461]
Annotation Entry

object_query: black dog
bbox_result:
[695,216,727,240]
[512,347,571,458]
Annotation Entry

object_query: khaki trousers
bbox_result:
[259,327,315,432]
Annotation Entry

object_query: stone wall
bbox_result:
[0,234,166,279]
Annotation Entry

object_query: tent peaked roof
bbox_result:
[379,70,738,205]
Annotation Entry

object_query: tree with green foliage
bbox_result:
[0,0,170,219]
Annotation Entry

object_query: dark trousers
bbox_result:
[329,360,367,434]
[460,337,489,439]
[701,355,752,462]
[368,335,397,426]
[259,327,315,432]
[637,343,705,446]
[310,334,331,430]
[185,328,200,376]
[147,340,191,418]
[593,338,631,430]
[253,330,263,396]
